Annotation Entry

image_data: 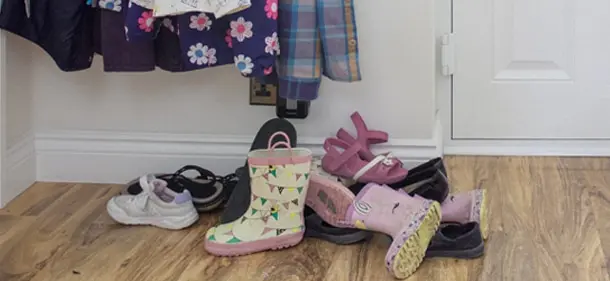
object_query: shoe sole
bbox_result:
[425,242,485,259]
[386,201,441,279]
[106,200,199,230]
[121,185,224,214]
[204,232,304,257]
[305,174,356,228]
[478,189,489,240]
[304,226,372,245]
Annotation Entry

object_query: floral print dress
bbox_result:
[124,0,279,77]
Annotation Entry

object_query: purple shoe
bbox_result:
[346,183,441,279]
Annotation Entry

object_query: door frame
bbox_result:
[435,0,610,156]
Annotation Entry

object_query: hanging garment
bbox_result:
[93,8,103,55]
[277,0,361,101]
[0,0,94,71]
[154,17,189,72]
[125,1,279,76]
[96,0,187,72]
[175,12,234,71]
[152,0,251,19]
[100,4,156,72]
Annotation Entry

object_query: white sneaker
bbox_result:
[107,174,199,230]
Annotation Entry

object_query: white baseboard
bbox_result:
[444,139,610,156]
[2,133,36,207]
[35,129,443,184]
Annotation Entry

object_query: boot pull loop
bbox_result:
[267,131,292,149]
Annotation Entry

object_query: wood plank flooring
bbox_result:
[0,156,609,281]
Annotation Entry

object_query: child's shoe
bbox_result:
[107,174,199,230]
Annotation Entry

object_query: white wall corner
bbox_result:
[35,128,443,184]
[0,31,37,208]
[3,132,36,207]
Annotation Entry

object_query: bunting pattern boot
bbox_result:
[347,183,441,279]
[204,132,313,256]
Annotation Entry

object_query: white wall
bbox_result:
[1,0,442,190]
[2,33,36,206]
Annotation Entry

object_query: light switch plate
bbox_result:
[249,78,278,106]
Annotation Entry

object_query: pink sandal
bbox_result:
[321,138,408,184]
[336,112,402,166]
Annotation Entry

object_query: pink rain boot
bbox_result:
[441,189,488,239]
[347,183,441,279]
[398,188,489,240]
[336,111,402,166]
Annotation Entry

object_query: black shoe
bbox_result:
[125,165,234,212]
[425,222,484,259]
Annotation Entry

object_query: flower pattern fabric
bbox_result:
[189,13,212,31]
[124,0,278,76]
[138,11,154,32]
[99,0,122,12]
[225,29,233,48]
[264,0,278,20]
[230,17,253,42]
[124,2,159,43]
[234,54,254,75]
[264,32,279,55]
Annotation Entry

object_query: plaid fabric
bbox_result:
[278,0,361,101]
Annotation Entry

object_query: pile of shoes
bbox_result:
[106,113,488,279]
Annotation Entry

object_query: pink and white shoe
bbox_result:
[321,138,408,184]
[336,111,403,166]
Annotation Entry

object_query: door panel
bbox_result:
[453,0,610,139]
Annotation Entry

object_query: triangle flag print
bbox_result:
[283,202,290,210]
[252,194,259,202]
[295,173,302,181]
[297,187,303,194]
[227,237,242,244]
[269,184,275,193]
[260,198,267,205]
[262,227,275,236]
[251,208,258,215]
[263,173,269,181]
[304,173,309,180]
[292,199,299,206]
[251,167,257,174]
[277,187,285,194]
[276,229,286,235]
[241,217,247,223]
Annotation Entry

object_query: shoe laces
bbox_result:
[128,191,151,211]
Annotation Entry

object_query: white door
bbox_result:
[452,0,610,139]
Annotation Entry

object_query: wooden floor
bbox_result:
[0,156,609,281]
